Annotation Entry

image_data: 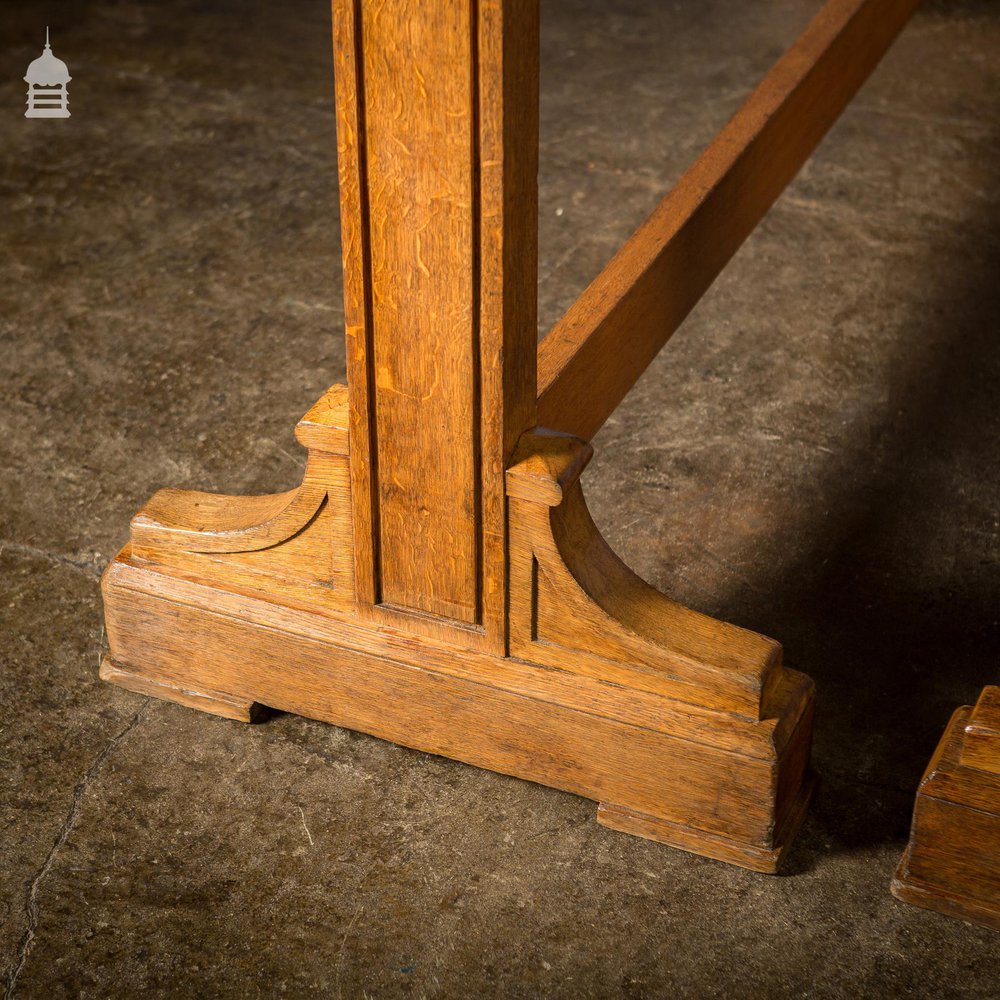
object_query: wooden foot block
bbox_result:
[891,693,1000,931]
[893,847,1000,932]
[599,769,817,873]
[102,546,814,864]
[91,0,949,875]
[100,655,268,724]
[100,387,816,871]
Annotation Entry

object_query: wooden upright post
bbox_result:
[333,0,537,646]
[100,0,916,872]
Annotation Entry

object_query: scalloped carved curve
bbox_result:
[507,431,782,721]
[130,459,329,555]
[129,384,350,557]
[544,481,781,718]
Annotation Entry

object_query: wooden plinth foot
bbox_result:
[599,769,817,874]
[99,386,816,871]
[100,656,268,724]
[891,691,1000,931]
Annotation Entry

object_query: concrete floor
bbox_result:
[2,0,999,996]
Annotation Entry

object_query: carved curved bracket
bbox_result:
[127,384,352,568]
[507,429,783,721]
[132,479,327,555]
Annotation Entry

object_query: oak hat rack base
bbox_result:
[892,687,1000,930]
[102,387,815,873]
[101,0,916,872]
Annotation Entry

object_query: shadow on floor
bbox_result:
[732,158,1000,857]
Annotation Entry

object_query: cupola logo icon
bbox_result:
[25,28,71,119]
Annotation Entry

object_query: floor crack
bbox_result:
[3,700,150,1000]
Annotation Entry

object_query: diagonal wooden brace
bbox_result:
[101,0,916,870]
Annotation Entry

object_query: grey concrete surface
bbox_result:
[2,0,999,996]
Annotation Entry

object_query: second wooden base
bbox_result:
[891,699,1000,931]
[893,848,1000,932]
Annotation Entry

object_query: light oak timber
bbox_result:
[98,0,918,871]
[892,687,1000,930]
[103,386,815,872]
[536,0,919,442]
[506,431,785,719]
[334,0,538,641]
[99,659,267,724]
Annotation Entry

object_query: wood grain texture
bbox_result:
[332,0,538,639]
[477,0,540,644]
[331,0,379,606]
[892,691,1000,932]
[130,386,354,597]
[99,657,267,724]
[102,385,814,871]
[90,0,941,872]
[961,686,1000,776]
[506,431,788,720]
[102,577,784,847]
[363,0,479,623]
[536,0,919,441]
[598,761,815,875]
[101,550,813,870]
